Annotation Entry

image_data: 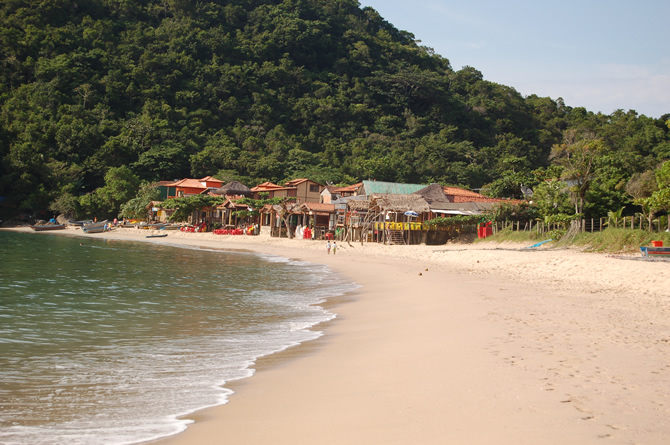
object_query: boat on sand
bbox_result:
[82,220,109,233]
[640,245,670,257]
[29,224,67,231]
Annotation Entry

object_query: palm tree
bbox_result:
[607,207,624,229]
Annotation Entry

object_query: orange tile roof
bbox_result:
[168,178,208,188]
[443,186,505,203]
[284,178,309,186]
[335,182,362,193]
[250,182,284,192]
[299,202,336,212]
[199,176,223,183]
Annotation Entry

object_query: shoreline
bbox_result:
[6,227,670,444]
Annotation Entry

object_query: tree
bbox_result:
[626,170,658,230]
[550,130,605,215]
[49,192,80,219]
[159,195,225,222]
[236,194,297,238]
[531,179,573,217]
[120,182,161,219]
[78,166,140,219]
[641,161,670,229]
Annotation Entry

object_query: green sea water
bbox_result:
[0,230,355,444]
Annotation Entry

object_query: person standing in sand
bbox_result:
[332,242,337,255]
[326,240,331,254]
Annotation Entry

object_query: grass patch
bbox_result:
[475,228,669,253]
[472,227,670,254]
[474,228,545,245]
[571,229,670,253]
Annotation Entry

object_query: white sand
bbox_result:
[13,227,670,443]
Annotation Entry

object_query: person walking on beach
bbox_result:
[332,241,337,255]
[327,240,331,254]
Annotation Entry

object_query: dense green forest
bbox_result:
[1,0,669,221]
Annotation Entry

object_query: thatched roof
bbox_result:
[343,196,371,211]
[369,194,430,213]
[212,181,251,196]
[413,183,450,203]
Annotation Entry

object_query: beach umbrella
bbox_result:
[404,211,419,217]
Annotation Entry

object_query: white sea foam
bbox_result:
[0,231,358,445]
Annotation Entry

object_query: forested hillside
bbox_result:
[1,0,669,220]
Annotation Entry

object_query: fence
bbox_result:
[491,215,670,235]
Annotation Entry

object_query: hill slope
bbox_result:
[1,0,668,217]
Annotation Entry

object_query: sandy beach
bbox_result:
[14,226,670,444]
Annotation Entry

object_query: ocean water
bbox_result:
[0,231,356,445]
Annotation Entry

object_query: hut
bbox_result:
[414,183,503,217]
[368,194,430,245]
[294,202,336,239]
[260,203,302,238]
[341,194,430,245]
[215,198,253,228]
[145,201,173,222]
[211,181,252,198]
[413,183,451,204]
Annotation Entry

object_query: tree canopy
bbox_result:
[1,0,668,220]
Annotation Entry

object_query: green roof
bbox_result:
[361,180,426,195]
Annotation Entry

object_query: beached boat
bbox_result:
[139,223,167,230]
[29,224,67,231]
[146,233,168,238]
[640,246,670,257]
[82,220,109,233]
[68,220,93,226]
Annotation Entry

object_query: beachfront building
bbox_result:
[215,198,253,228]
[320,182,362,204]
[412,184,501,217]
[257,201,337,239]
[251,179,325,204]
[294,202,336,238]
[284,178,324,203]
[160,176,224,199]
[357,180,425,196]
[209,180,252,199]
[335,181,513,245]
[155,176,257,228]
[145,200,174,222]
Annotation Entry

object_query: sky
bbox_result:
[359,0,669,118]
